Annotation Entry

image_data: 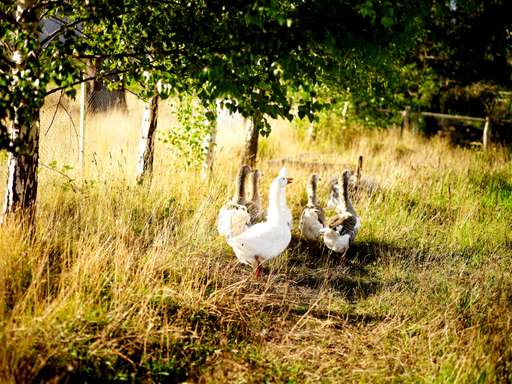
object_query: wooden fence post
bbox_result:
[401,106,411,136]
[483,116,491,150]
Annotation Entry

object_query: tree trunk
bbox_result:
[307,120,317,142]
[136,95,159,184]
[401,106,411,135]
[2,0,42,226]
[483,116,491,150]
[200,103,218,180]
[241,117,260,167]
[86,59,127,113]
[79,81,86,175]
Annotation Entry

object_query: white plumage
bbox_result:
[217,204,251,237]
[299,174,326,241]
[321,169,361,257]
[227,167,293,278]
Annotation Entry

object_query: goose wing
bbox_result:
[228,221,290,259]
[328,212,357,237]
[317,206,326,226]
[301,205,326,225]
[300,205,325,241]
[217,202,250,237]
[245,200,264,224]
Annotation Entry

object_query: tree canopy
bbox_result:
[1,0,439,148]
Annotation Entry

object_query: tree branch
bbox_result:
[40,162,78,191]
[45,69,128,96]
[73,52,149,60]
[33,0,62,12]
[44,90,63,135]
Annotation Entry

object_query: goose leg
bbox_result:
[254,255,263,279]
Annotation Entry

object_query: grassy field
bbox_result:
[0,94,511,383]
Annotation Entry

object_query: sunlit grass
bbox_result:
[0,93,511,382]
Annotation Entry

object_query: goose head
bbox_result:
[342,169,352,185]
[309,174,321,185]
[252,169,262,187]
[268,167,293,218]
[277,167,293,185]
[356,155,363,181]
[329,177,339,192]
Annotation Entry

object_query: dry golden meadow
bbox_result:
[0,93,511,383]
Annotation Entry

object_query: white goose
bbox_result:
[227,167,293,278]
[320,170,361,257]
[299,174,326,241]
[217,164,252,237]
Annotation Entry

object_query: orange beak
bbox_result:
[286,177,294,184]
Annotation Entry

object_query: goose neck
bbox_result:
[251,173,260,204]
[341,173,356,215]
[234,167,249,204]
[267,181,286,221]
[307,177,318,206]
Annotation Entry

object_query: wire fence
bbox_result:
[39,83,138,181]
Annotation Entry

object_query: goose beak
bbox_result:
[286,177,294,184]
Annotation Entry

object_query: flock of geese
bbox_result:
[217,157,369,278]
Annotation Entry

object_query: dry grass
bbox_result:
[0,93,511,383]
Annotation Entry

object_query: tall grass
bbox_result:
[0,94,511,382]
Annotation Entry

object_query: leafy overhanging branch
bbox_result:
[45,69,128,96]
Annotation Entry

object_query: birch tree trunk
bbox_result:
[136,95,159,184]
[307,120,317,142]
[483,116,491,150]
[200,103,218,180]
[2,0,42,226]
[241,117,260,168]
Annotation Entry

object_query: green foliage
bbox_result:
[0,0,439,151]
[161,96,213,167]
[47,160,76,192]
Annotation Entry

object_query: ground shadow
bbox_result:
[278,236,445,302]
[288,271,382,303]
[286,235,402,270]
[287,306,387,326]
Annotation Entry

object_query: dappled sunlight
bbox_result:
[1,96,511,382]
